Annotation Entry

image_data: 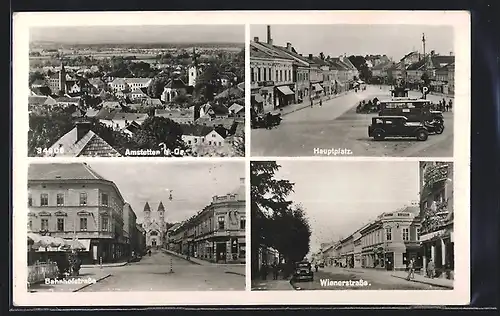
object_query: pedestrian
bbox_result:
[448,99,453,112]
[319,99,322,107]
[310,98,313,108]
[406,258,415,280]
[272,261,279,280]
[261,263,268,280]
[427,259,435,278]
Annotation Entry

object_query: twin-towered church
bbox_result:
[142,201,168,248]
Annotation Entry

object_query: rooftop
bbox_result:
[28,162,108,181]
[47,127,122,157]
[180,124,215,137]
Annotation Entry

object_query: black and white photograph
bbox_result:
[28,25,245,157]
[251,160,454,291]
[26,161,246,293]
[250,25,454,157]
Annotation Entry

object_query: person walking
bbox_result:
[272,261,279,280]
[261,262,268,280]
[406,258,415,280]
[427,259,435,278]
[448,99,453,112]
[319,99,323,107]
[310,98,313,108]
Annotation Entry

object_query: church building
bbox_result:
[142,201,168,248]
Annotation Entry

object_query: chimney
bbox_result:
[254,37,259,43]
[267,25,272,45]
[76,121,92,142]
[286,42,292,51]
[308,54,313,60]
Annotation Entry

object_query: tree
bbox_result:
[29,71,45,86]
[28,108,74,156]
[130,116,187,154]
[348,55,372,81]
[250,161,295,278]
[147,76,169,98]
[231,129,245,157]
[421,72,431,87]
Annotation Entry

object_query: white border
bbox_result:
[13,10,470,306]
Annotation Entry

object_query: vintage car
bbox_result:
[292,261,314,282]
[251,112,282,129]
[368,116,429,141]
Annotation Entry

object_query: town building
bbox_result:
[99,112,148,131]
[419,162,454,279]
[142,201,168,249]
[46,121,122,157]
[155,108,195,124]
[135,223,146,254]
[27,163,128,264]
[169,177,246,264]
[161,78,188,103]
[122,203,138,257]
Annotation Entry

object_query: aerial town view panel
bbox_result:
[28,25,245,157]
[27,161,246,292]
[250,25,454,157]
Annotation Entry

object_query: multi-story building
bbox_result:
[122,203,138,257]
[352,231,363,268]
[359,205,421,271]
[135,223,146,254]
[447,63,455,95]
[339,235,354,268]
[142,201,168,249]
[28,163,127,264]
[169,177,246,264]
[419,162,454,279]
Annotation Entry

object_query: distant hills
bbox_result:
[30,41,244,49]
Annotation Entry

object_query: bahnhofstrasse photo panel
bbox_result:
[26,161,246,292]
[28,25,245,158]
[251,160,454,291]
[250,25,454,157]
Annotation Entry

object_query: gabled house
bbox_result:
[228,103,244,118]
[100,112,149,131]
[161,78,188,103]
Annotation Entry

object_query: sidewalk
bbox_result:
[162,249,245,276]
[391,271,454,289]
[274,90,355,117]
[81,261,129,268]
[252,279,294,291]
[28,269,111,292]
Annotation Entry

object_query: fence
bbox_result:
[27,261,59,286]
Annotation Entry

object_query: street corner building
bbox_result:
[27,163,144,265]
[168,177,246,264]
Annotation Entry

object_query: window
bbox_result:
[276,70,278,81]
[416,228,420,241]
[209,218,212,231]
[263,68,267,81]
[41,218,48,230]
[289,70,292,81]
[80,218,88,231]
[188,140,192,144]
[102,217,108,231]
[28,220,32,231]
[268,68,271,81]
[56,193,64,206]
[257,68,261,81]
[101,193,109,206]
[57,218,64,232]
[40,194,48,206]
[218,142,222,146]
[251,68,255,82]
[385,227,392,241]
[28,194,32,207]
[194,138,197,143]
[208,141,212,145]
[218,215,225,230]
[79,193,87,206]
[280,70,283,82]
[212,134,216,138]
[402,228,409,241]
[240,216,246,230]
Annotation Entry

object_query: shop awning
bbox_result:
[252,94,264,103]
[313,83,324,91]
[77,239,91,251]
[420,229,449,242]
[276,86,294,96]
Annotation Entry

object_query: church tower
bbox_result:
[157,201,165,225]
[143,202,151,227]
[58,59,67,95]
[188,47,198,87]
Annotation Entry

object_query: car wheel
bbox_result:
[373,129,385,141]
[417,130,429,141]
[435,124,444,134]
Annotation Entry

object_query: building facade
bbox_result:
[27,163,127,264]
[169,178,246,264]
[142,201,168,249]
[419,162,454,279]
[122,203,138,257]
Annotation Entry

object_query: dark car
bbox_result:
[368,116,429,141]
[318,262,325,268]
[292,261,314,282]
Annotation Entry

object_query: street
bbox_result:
[251,85,454,157]
[290,266,442,290]
[78,250,245,291]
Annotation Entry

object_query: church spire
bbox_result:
[157,201,165,212]
[143,202,151,213]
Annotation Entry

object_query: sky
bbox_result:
[87,161,244,224]
[251,24,454,61]
[29,25,244,44]
[273,160,420,256]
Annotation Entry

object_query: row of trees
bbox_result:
[250,161,311,279]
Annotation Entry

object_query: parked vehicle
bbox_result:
[251,112,282,129]
[368,116,429,141]
[378,99,444,125]
[292,261,314,282]
[318,261,325,268]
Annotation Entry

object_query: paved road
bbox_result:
[251,86,454,157]
[78,251,245,291]
[290,266,442,290]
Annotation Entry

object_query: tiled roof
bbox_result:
[47,127,121,157]
[272,45,313,65]
[180,124,214,137]
[406,59,426,71]
[95,108,120,120]
[164,78,187,89]
[88,78,105,86]
[111,78,127,85]
[56,96,80,103]
[430,55,455,69]
[371,61,394,71]
[28,96,49,106]
[143,98,162,106]
[101,101,122,108]
[155,108,194,119]
[228,103,244,113]
[124,78,151,85]
[327,58,349,71]
[28,162,109,181]
[31,86,52,96]
[111,112,148,121]
[400,51,418,62]
[130,88,146,95]
[250,42,294,60]
[85,108,100,117]
[214,86,245,100]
